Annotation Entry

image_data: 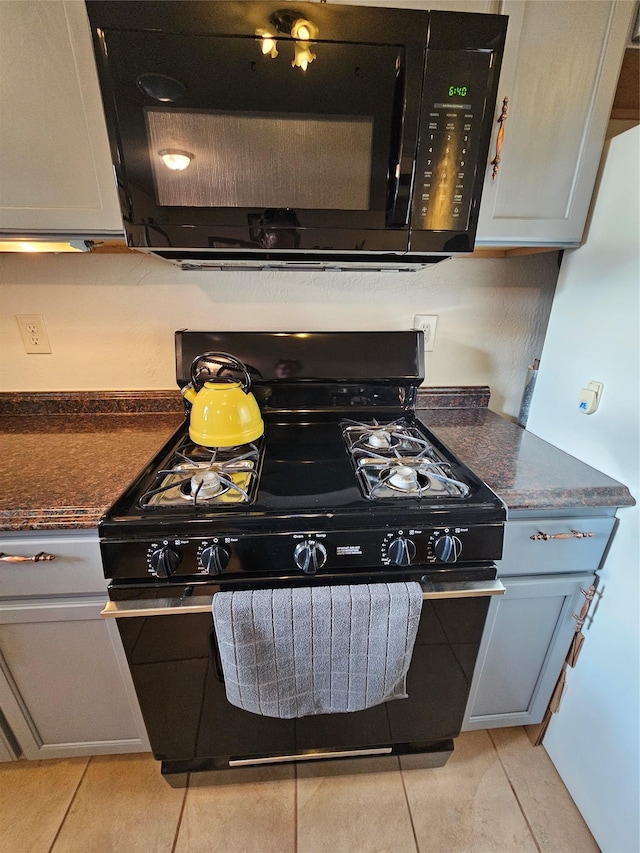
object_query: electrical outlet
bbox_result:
[413,314,438,351]
[15,314,52,354]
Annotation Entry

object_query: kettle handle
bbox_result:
[190,352,253,393]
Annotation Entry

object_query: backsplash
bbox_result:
[0,250,558,418]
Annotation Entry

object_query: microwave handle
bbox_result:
[385,54,414,229]
[386,156,413,228]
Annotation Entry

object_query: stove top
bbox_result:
[104,411,503,529]
[100,411,504,583]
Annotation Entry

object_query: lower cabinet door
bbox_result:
[0,597,149,759]
[0,714,19,761]
[462,573,595,730]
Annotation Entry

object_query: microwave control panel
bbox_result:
[414,50,493,233]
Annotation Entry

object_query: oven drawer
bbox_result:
[0,532,105,598]
[499,516,616,577]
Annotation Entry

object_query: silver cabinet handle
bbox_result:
[491,96,509,179]
[529,530,594,541]
[101,580,505,619]
[0,552,56,563]
[572,583,596,631]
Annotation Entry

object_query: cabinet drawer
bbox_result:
[0,532,105,597]
[499,516,616,577]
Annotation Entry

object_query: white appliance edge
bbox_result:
[527,125,639,853]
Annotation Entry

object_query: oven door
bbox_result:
[104,573,503,774]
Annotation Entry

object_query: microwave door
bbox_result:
[96,28,417,252]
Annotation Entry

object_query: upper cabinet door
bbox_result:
[0,1,123,237]
[475,0,635,248]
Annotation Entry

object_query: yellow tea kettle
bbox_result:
[181,352,264,447]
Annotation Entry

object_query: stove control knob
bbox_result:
[149,546,182,578]
[294,540,327,574]
[388,536,417,566]
[199,545,230,576]
[434,535,463,563]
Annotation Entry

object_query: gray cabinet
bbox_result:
[463,513,616,730]
[464,572,595,729]
[0,711,19,761]
[475,1,634,248]
[0,531,149,760]
[0,1,122,237]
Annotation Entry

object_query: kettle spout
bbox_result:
[181,383,197,404]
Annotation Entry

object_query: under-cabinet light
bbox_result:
[0,241,88,253]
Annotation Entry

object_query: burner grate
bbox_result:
[138,435,262,508]
[341,418,470,501]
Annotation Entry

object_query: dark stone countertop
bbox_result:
[0,392,184,532]
[0,389,634,533]
[417,406,635,513]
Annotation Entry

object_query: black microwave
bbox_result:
[86,1,507,269]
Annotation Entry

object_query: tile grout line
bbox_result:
[47,756,92,853]
[397,756,421,853]
[488,729,542,853]
[169,772,190,853]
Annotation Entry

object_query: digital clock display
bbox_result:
[448,86,468,97]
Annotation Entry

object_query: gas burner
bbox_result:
[384,465,431,494]
[138,437,262,508]
[342,418,471,501]
[365,428,394,450]
[189,469,226,499]
[343,419,433,458]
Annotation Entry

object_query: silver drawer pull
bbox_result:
[529,530,594,541]
[230,747,392,767]
[0,551,56,563]
[101,579,505,619]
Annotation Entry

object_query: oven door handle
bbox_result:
[101,597,215,618]
[421,579,505,599]
[100,580,505,619]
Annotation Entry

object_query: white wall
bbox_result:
[527,126,639,853]
[0,251,558,417]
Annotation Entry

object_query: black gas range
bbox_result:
[101,331,504,586]
[100,332,505,781]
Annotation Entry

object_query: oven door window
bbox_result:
[101,30,408,231]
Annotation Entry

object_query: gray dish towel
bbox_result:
[212,582,423,719]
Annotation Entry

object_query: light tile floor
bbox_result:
[0,727,600,853]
